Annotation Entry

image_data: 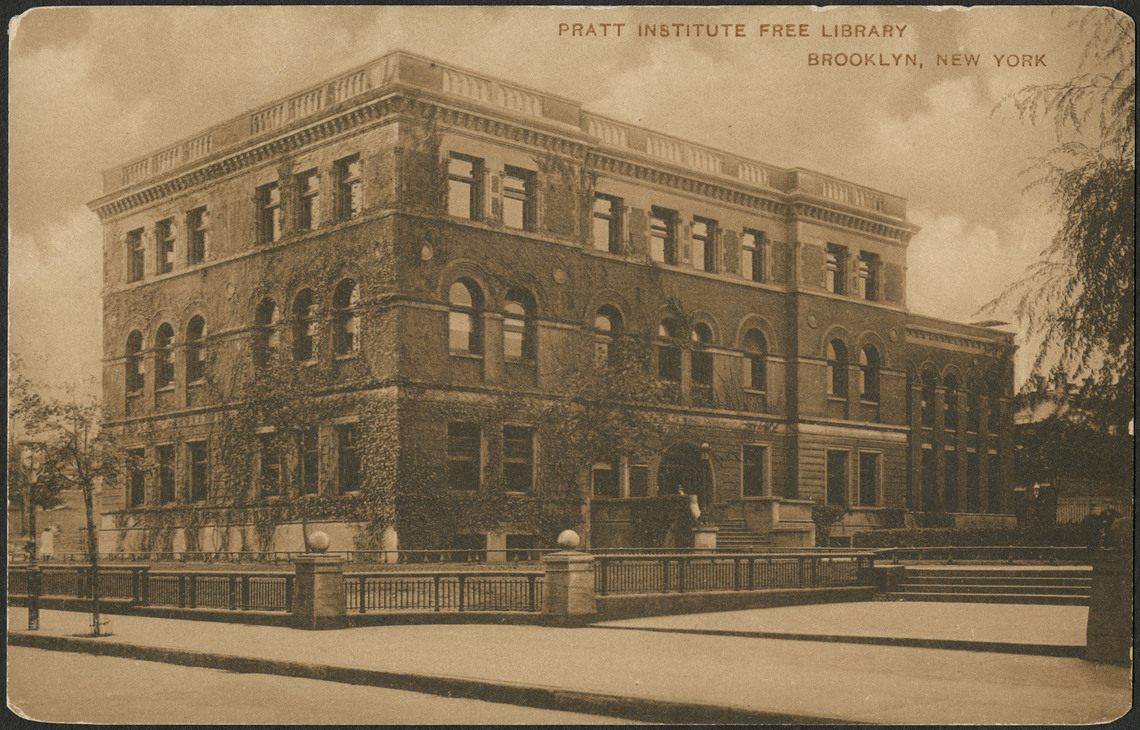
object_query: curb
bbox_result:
[591,625,1086,658]
[9,632,856,725]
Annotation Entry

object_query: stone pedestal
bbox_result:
[692,526,718,553]
[1086,549,1133,665]
[541,551,596,627]
[293,554,347,630]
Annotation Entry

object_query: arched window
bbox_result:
[186,316,206,383]
[594,305,623,366]
[125,330,144,394]
[254,298,279,367]
[921,368,937,428]
[503,287,535,361]
[743,329,767,392]
[333,279,360,356]
[657,317,683,382]
[859,345,880,403]
[155,323,175,389]
[827,339,848,398]
[944,373,960,432]
[690,322,713,387]
[293,290,316,361]
[448,279,483,355]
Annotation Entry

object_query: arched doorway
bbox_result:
[659,443,712,512]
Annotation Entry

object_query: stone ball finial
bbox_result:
[306,531,331,553]
[557,529,581,550]
[1108,517,1133,549]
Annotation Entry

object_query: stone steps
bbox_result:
[889,567,1092,606]
[715,521,775,550]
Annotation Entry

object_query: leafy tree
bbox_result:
[984,9,1135,429]
[9,359,125,636]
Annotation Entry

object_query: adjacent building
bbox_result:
[90,51,1017,556]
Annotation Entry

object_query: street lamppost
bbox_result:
[19,440,44,630]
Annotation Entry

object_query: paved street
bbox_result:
[7,606,1131,724]
[7,647,628,725]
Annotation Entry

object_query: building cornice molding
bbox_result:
[905,324,1016,356]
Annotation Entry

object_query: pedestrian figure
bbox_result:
[39,526,55,562]
[1080,509,1103,550]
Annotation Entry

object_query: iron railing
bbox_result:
[873,545,1090,565]
[593,552,873,596]
[344,571,543,613]
[7,565,294,612]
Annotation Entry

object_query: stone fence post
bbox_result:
[292,532,347,630]
[1085,518,1133,665]
[541,530,596,627]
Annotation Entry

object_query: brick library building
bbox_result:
[90,51,1016,558]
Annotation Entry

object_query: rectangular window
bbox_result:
[297,169,320,231]
[447,153,482,220]
[826,449,848,506]
[987,451,1001,513]
[336,155,362,221]
[743,445,766,497]
[503,426,534,493]
[593,194,621,253]
[921,446,937,510]
[257,182,282,243]
[858,452,879,507]
[691,350,713,386]
[505,534,537,562]
[741,229,766,282]
[300,426,320,496]
[156,218,175,274]
[259,433,282,497]
[502,166,535,231]
[825,243,847,294]
[447,422,481,491]
[186,208,208,265]
[592,463,619,498]
[188,441,208,503]
[127,448,146,508]
[628,465,649,498]
[336,424,361,493]
[157,444,176,505]
[649,206,676,264]
[944,448,959,512]
[657,346,682,382]
[858,251,879,301]
[691,217,716,272]
[965,450,980,512]
[127,228,145,283]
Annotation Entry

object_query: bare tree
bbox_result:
[12,365,125,636]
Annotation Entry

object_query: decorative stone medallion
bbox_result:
[420,243,434,261]
[807,312,818,328]
[889,327,899,342]
[553,267,568,284]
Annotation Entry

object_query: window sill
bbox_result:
[126,391,143,398]
[827,395,848,403]
[743,388,767,395]
[299,359,318,367]
[187,380,205,388]
[155,386,175,394]
[335,352,359,361]
[859,399,880,406]
[450,352,484,361]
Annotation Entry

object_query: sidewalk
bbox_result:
[8,606,1132,724]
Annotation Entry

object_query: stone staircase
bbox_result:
[890,566,1092,606]
[714,519,776,551]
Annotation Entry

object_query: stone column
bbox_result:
[541,530,596,627]
[293,552,347,630]
[1085,519,1133,665]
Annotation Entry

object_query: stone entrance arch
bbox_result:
[659,443,713,512]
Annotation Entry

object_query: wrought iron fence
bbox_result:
[593,552,873,596]
[7,565,293,612]
[344,571,543,613]
[874,545,1089,564]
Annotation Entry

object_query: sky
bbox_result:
[8,6,1129,399]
